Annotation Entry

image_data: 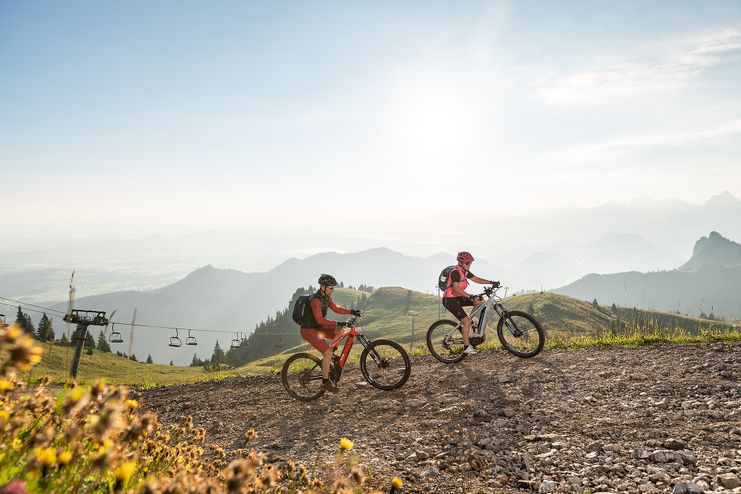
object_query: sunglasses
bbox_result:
[461,262,472,266]
[326,286,336,291]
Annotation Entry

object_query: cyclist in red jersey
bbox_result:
[299,274,361,393]
[442,252,498,355]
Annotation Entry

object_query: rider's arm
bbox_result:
[470,275,491,284]
[309,297,341,331]
[328,298,352,315]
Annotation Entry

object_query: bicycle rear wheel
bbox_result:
[281,353,326,401]
[360,339,411,390]
[426,319,466,364]
[496,311,545,358]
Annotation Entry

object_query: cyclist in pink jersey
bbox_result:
[442,252,498,355]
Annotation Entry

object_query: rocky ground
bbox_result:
[138,343,741,493]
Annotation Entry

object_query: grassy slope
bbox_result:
[30,342,216,386]
[33,287,736,383]
[236,287,735,373]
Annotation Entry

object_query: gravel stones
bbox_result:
[140,343,741,493]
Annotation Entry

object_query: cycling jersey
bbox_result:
[302,293,352,331]
[443,266,475,298]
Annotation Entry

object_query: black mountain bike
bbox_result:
[427,284,545,363]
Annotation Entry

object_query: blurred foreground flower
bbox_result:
[391,477,404,493]
[339,437,354,451]
[0,479,28,494]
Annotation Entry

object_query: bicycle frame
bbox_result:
[328,324,373,370]
[443,289,514,341]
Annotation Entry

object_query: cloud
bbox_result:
[558,117,741,160]
[539,29,741,104]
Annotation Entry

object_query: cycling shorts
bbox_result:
[300,327,334,353]
[442,296,473,321]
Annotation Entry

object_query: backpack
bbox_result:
[438,265,457,292]
[291,295,311,325]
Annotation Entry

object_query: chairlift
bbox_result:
[274,335,284,349]
[169,329,182,348]
[230,332,241,349]
[109,323,124,343]
[186,329,197,346]
[240,331,249,347]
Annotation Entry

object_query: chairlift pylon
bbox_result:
[186,329,197,346]
[169,328,182,348]
[109,323,123,343]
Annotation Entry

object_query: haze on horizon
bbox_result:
[2,1,741,248]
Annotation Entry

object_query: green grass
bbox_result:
[29,287,740,386]
[28,342,241,386]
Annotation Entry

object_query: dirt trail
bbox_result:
[138,343,741,493]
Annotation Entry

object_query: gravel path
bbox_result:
[139,343,741,493]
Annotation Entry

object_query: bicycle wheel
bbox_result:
[281,353,326,401]
[426,319,466,364]
[496,311,545,358]
[360,339,411,391]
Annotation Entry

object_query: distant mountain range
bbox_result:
[2,191,740,301]
[556,231,741,319]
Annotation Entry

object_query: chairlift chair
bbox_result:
[109,323,124,343]
[169,329,182,348]
[230,332,241,349]
[240,331,249,347]
[274,335,284,349]
[186,329,197,346]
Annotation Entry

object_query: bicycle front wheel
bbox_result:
[496,311,545,358]
[281,353,326,401]
[360,339,411,391]
[426,319,466,364]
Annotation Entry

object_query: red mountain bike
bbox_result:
[281,316,411,401]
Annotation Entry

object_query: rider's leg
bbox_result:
[321,348,332,380]
[461,315,472,346]
[300,327,332,379]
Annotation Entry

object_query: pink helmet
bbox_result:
[457,251,475,263]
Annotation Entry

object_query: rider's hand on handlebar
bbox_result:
[337,321,349,329]
[491,281,501,288]
[350,309,362,317]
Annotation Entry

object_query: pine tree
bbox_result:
[36,313,54,341]
[84,330,95,355]
[211,340,225,365]
[16,306,35,335]
[96,330,111,353]
[58,333,70,346]
[146,354,153,364]
[130,354,138,362]
[169,360,174,366]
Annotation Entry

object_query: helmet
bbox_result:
[457,251,475,263]
[318,274,338,286]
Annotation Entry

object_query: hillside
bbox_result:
[30,342,215,385]
[235,287,734,373]
[139,343,741,493]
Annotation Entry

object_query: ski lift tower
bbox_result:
[63,309,108,379]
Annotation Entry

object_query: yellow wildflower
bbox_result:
[12,438,22,450]
[0,379,14,392]
[35,446,57,466]
[58,451,73,465]
[3,324,21,341]
[124,399,138,410]
[68,387,85,404]
[0,410,9,421]
[339,437,354,451]
[114,461,137,482]
[392,477,404,489]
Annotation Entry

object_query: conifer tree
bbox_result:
[146,354,153,364]
[96,330,111,353]
[16,306,35,335]
[169,360,174,366]
[36,313,54,341]
[211,340,225,365]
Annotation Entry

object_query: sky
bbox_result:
[2,0,741,237]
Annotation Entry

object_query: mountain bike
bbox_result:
[281,316,411,401]
[427,284,545,364]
